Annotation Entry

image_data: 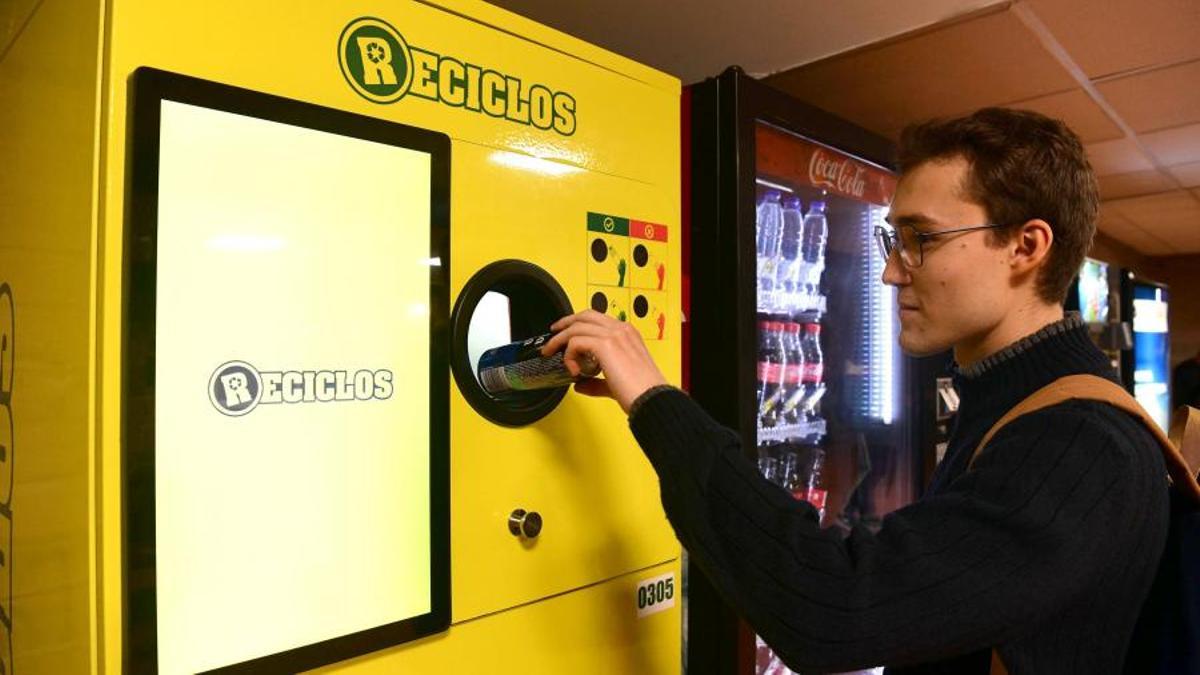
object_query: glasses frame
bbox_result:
[874,222,1008,268]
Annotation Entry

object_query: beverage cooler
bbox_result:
[1,1,683,673]
[1065,257,1132,380]
[683,67,934,675]
[1120,271,1172,432]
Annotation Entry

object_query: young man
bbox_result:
[543,108,1169,674]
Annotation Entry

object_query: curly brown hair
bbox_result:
[897,108,1099,303]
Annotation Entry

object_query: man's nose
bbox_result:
[881,249,911,287]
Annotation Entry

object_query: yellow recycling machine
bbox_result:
[0,0,681,672]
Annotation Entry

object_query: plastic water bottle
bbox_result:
[775,196,804,310]
[800,201,828,300]
[756,191,783,310]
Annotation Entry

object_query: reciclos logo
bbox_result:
[208,361,394,417]
[337,16,577,136]
[1,282,15,672]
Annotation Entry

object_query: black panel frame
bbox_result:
[122,67,451,674]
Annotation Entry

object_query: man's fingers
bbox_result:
[540,319,613,356]
[574,377,613,399]
[541,330,569,356]
[562,334,602,375]
[549,314,577,333]
[550,309,615,333]
[542,324,594,355]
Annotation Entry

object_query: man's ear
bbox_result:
[1010,218,1053,278]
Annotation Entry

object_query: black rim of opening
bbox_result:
[450,260,573,427]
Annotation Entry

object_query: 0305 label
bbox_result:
[636,572,676,618]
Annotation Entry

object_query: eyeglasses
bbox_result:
[874,223,1007,268]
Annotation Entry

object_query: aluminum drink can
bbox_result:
[477,333,598,395]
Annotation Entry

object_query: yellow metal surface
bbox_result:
[314,560,683,674]
[4,0,682,671]
[0,0,103,672]
[449,141,679,622]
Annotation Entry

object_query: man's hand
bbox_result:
[540,310,669,414]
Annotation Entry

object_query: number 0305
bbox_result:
[636,573,676,618]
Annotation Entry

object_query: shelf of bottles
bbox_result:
[756,418,826,444]
[748,123,898,675]
[754,184,831,527]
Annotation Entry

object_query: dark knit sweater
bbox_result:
[629,316,1169,674]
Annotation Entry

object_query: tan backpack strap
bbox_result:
[1171,406,1200,486]
[990,649,1009,675]
[966,375,1094,470]
[975,379,1200,669]
[967,374,1200,504]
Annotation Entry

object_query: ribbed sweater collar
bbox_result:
[951,313,1116,418]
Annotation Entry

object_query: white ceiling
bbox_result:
[487,0,1200,257]
[486,0,1006,84]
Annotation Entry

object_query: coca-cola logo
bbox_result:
[808,149,867,198]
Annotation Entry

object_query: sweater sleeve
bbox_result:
[628,389,1164,672]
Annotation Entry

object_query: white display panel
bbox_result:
[153,100,434,674]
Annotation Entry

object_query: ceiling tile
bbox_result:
[1167,229,1200,254]
[1096,170,1176,200]
[1095,59,1200,134]
[1004,89,1123,143]
[1168,162,1200,188]
[1110,233,1177,256]
[1085,137,1155,175]
[1096,205,1175,255]
[1153,215,1200,244]
[764,8,1077,138]
[1097,204,1134,233]
[1106,190,1200,254]
[489,0,1008,85]
[1175,236,1200,254]
[1139,123,1200,167]
[1024,0,1200,79]
[1149,215,1200,253]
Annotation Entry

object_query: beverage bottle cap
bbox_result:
[578,353,600,378]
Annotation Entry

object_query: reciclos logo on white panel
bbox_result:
[208,360,394,417]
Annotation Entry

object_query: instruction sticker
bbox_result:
[629,220,668,291]
[586,212,668,339]
[586,212,630,288]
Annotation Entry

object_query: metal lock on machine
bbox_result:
[508,509,543,539]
